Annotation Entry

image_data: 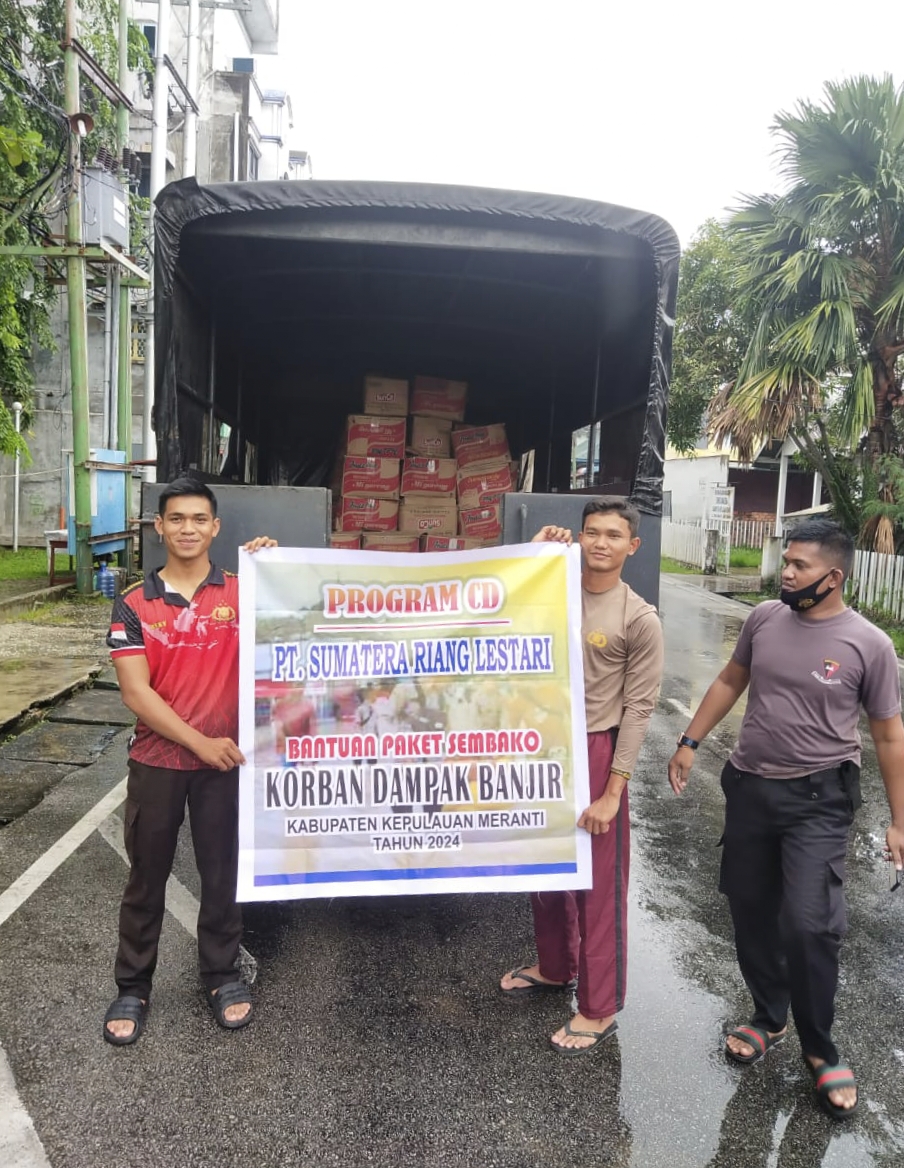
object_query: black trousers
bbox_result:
[719,761,855,1065]
[114,760,243,999]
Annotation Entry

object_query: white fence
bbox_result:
[661,520,705,569]
[732,519,771,549]
[848,549,904,621]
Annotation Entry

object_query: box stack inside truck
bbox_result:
[330,374,517,551]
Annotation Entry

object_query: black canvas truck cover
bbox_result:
[152,179,679,515]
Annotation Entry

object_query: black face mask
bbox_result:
[780,570,835,612]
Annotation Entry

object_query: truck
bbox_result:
[145,179,679,604]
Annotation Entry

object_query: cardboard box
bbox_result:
[363,375,409,417]
[409,415,453,458]
[362,533,421,553]
[411,375,468,421]
[420,535,487,551]
[330,532,362,549]
[456,462,514,509]
[451,424,511,470]
[458,502,503,541]
[336,497,399,532]
[398,497,458,536]
[401,457,457,496]
[341,456,400,499]
[346,415,406,459]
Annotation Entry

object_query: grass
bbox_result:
[0,546,46,580]
[729,546,762,568]
[660,557,703,574]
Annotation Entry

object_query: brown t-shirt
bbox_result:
[582,580,664,774]
[730,601,902,778]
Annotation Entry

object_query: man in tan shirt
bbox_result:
[500,497,664,1054]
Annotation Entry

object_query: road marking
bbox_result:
[666,697,694,720]
[97,813,257,983]
[0,778,128,930]
[0,1044,52,1168]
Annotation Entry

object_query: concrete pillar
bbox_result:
[761,536,783,584]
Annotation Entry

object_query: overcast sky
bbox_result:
[263,0,900,246]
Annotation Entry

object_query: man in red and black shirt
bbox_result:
[103,477,276,1045]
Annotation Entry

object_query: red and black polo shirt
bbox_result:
[107,563,240,770]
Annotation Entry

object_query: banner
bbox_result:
[237,543,590,900]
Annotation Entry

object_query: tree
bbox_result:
[708,75,904,544]
[0,1,147,458]
[667,219,751,454]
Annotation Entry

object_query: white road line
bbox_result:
[0,778,127,931]
[0,1045,52,1168]
[666,697,694,721]
[96,813,257,983]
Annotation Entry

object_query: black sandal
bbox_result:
[206,981,253,1030]
[103,996,148,1046]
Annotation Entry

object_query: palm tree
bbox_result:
[708,75,904,543]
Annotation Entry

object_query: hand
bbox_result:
[886,823,904,870]
[577,790,621,835]
[532,525,572,545]
[668,746,695,795]
[243,536,278,553]
[193,736,246,771]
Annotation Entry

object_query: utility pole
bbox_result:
[64,0,93,594]
[143,0,172,479]
[116,0,131,461]
[183,0,200,176]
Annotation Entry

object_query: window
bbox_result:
[141,23,156,57]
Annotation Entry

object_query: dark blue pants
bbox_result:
[719,762,855,1065]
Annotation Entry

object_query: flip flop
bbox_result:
[103,995,148,1046]
[549,1018,618,1058]
[206,980,253,1030]
[500,966,577,998]
[805,1059,859,1121]
[724,1024,787,1065]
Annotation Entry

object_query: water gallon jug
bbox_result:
[98,564,116,599]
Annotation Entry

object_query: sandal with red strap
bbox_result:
[805,1059,859,1121]
[724,1024,786,1065]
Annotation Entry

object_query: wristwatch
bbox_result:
[676,733,700,750]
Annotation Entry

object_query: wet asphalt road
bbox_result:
[0,576,903,1168]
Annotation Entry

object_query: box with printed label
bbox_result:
[361,533,421,552]
[340,456,400,499]
[346,415,406,459]
[398,497,458,536]
[400,457,457,496]
[336,497,399,532]
[451,424,511,470]
[409,415,453,458]
[456,462,513,509]
[420,535,488,551]
[411,375,468,421]
[363,375,409,417]
[458,502,503,541]
[330,532,362,549]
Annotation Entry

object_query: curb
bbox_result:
[0,583,74,619]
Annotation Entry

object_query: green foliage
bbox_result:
[668,220,752,454]
[707,77,904,542]
[0,0,128,457]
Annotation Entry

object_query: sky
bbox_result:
[262,0,901,247]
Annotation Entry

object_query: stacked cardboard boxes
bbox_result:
[332,375,517,549]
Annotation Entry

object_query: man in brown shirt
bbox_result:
[500,497,664,1055]
[668,518,904,1119]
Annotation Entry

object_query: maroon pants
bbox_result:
[114,759,243,999]
[530,729,630,1019]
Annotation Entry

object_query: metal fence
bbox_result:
[661,520,705,569]
[848,549,904,622]
[732,519,771,549]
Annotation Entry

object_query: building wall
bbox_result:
[663,455,729,521]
